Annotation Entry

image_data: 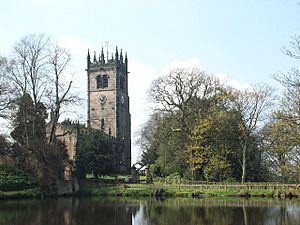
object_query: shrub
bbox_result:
[0,164,35,191]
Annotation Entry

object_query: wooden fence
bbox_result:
[153,178,299,191]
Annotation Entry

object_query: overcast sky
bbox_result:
[1,0,299,163]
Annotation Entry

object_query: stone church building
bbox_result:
[55,47,131,174]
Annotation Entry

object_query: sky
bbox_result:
[0,0,300,163]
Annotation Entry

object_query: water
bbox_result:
[0,197,299,225]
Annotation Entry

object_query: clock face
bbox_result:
[99,95,107,104]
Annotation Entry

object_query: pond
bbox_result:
[0,197,299,225]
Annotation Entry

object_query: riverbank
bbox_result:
[78,183,300,198]
[1,183,299,200]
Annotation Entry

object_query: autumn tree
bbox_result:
[188,105,242,181]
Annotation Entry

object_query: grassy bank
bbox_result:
[1,183,299,200]
[0,188,41,200]
[78,183,300,198]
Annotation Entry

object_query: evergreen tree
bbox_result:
[76,130,115,178]
[11,93,67,191]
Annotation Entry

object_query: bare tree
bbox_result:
[0,57,13,118]
[47,45,80,146]
[231,83,274,183]
[3,34,80,145]
[6,34,50,100]
[148,67,223,132]
[282,34,300,60]
[3,34,51,137]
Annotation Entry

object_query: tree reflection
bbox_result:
[0,198,299,225]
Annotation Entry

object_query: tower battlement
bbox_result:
[87,47,128,69]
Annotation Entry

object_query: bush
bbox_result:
[0,164,35,191]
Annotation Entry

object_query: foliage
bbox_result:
[265,34,300,183]
[149,164,161,177]
[10,94,68,191]
[188,107,241,181]
[139,68,272,182]
[76,130,115,178]
[0,135,11,156]
[230,84,274,182]
[0,164,35,191]
[11,93,47,146]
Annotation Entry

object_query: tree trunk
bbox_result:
[241,139,248,183]
[49,106,60,146]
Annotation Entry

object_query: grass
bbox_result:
[78,183,300,198]
[78,184,156,197]
[1,181,299,200]
[0,188,40,200]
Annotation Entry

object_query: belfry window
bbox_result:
[96,75,109,89]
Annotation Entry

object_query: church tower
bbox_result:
[86,47,131,172]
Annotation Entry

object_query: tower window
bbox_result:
[96,75,109,89]
[101,118,105,131]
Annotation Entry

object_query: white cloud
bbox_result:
[216,72,250,90]
[161,57,202,75]
[58,35,91,59]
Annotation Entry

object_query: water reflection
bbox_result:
[0,197,299,225]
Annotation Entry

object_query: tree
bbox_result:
[282,34,300,60]
[76,131,115,178]
[262,119,299,182]
[3,34,80,146]
[268,34,300,182]
[47,45,79,146]
[188,100,242,181]
[141,68,225,177]
[0,134,11,156]
[138,113,162,166]
[11,93,47,147]
[10,93,68,191]
[231,83,274,183]
[148,67,223,133]
[0,56,14,118]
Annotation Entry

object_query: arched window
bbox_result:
[96,75,109,89]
